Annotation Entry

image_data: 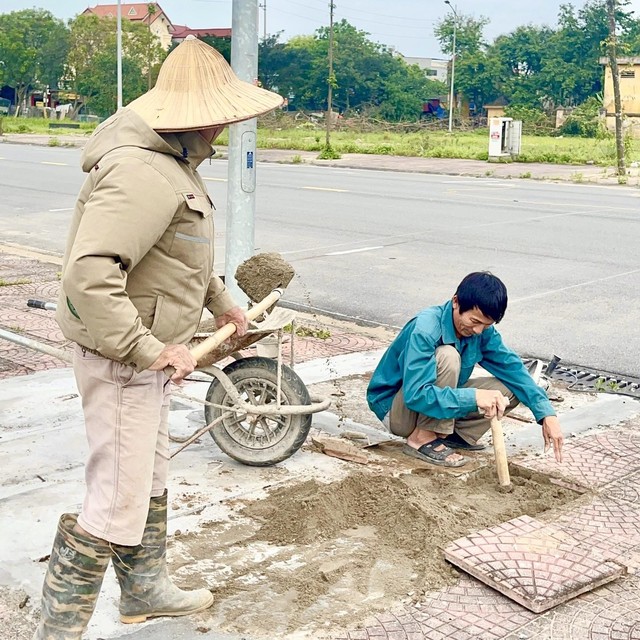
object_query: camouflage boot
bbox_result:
[111,491,213,624]
[33,513,110,640]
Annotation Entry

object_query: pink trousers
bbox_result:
[73,345,171,545]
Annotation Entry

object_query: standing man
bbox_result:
[34,37,283,639]
[367,272,563,468]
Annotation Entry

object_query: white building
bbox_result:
[402,57,449,83]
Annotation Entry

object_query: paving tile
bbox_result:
[553,497,640,549]
[342,576,538,640]
[443,515,626,614]
[501,575,640,639]
[517,428,640,489]
[601,469,640,506]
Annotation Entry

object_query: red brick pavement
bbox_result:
[516,427,640,489]
[0,252,388,380]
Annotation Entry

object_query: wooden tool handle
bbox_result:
[189,288,283,362]
[490,416,511,488]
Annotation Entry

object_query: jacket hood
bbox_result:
[81,108,194,172]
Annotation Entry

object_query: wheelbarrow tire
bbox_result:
[205,356,312,466]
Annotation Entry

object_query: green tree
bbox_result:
[492,25,555,108]
[434,13,489,56]
[200,35,231,62]
[0,9,69,113]
[66,13,166,118]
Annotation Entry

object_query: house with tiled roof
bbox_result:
[83,2,174,49]
[171,25,232,44]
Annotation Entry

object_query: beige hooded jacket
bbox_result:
[56,108,235,371]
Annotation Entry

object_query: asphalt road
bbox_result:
[1,142,638,376]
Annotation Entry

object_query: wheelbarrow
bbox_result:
[0,289,331,467]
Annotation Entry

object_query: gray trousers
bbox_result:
[388,345,519,445]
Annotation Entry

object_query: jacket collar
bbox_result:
[161,131,215,169]
[440,299,461,347]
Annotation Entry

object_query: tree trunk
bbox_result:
[607,0,626,177]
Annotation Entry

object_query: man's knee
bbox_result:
[435,345,461,381]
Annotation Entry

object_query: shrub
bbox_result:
[559,97,606,139]
[504,105,554,136]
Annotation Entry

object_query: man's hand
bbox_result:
[542,415,564,462]
[215,306,248,337]
[476,389,510,419]
[148,344,197,384]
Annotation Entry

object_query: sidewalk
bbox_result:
[1,250,640,640]
[2,132,639,186]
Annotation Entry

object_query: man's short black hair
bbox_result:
[455,271,508,323]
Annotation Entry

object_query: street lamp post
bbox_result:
[444,0,457,133]
[117,0,122,109]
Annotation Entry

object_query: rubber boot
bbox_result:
[33,513,111,640]
[111,491,213,624]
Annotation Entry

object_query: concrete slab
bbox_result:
[443,515,626,614]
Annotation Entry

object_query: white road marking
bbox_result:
[49,208,73,212]
[324,246,384,256]
[41,162,67,166]
[511,267,640,304]
[303,186,348,192]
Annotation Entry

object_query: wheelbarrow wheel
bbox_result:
[204,356,312,466]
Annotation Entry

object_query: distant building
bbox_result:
[599,56,640,137]
[484,97,509,120]
[83,3,232,49]
[84,2,174,49]
[402,57,449,83]
[172,26,232,43]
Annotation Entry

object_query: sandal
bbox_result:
[402,439,467,468]
[441,431,487,451]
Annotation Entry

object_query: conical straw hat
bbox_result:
[127,35,283,131]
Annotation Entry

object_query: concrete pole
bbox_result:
[225,0,259,305]
[445,1,457,133]
[117,0,123,109]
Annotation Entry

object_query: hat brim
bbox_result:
[127,77,284,132]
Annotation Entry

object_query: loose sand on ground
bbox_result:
[171,450,579,639]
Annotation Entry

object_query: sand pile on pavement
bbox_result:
[172,466,577,638]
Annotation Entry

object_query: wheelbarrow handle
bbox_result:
[28,299,58,311]
[189,288,284,362]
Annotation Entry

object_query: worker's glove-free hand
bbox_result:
[475,389,510,419]
[149,344,197,384]
[542,415,564,463]
[216,306,249,337]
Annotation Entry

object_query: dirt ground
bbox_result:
[170,445,580,639]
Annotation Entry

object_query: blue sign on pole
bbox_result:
[246,151,254,169]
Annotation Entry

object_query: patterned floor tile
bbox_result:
[553,497,640,548]
[501,575,640,639]
[443,516,626,614]
[517,429,640,489]
[601,470,640,506]
[335,576,537,640]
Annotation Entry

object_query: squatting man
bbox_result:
[367,271,564,468]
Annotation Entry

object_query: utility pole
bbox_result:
[444,0,457,133]
[606,0,626,177]
[226,0,259,304]
[117,0,123,109]
[325,1,335,149]
[259,0,267,40]
[147,3,157,90]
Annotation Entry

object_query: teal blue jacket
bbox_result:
[366,300,555,423]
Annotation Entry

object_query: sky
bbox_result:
[3,0,640,58]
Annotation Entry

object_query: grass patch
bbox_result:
[1,117,97,136]
[247,125,640,166]
[0,278,32,286]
